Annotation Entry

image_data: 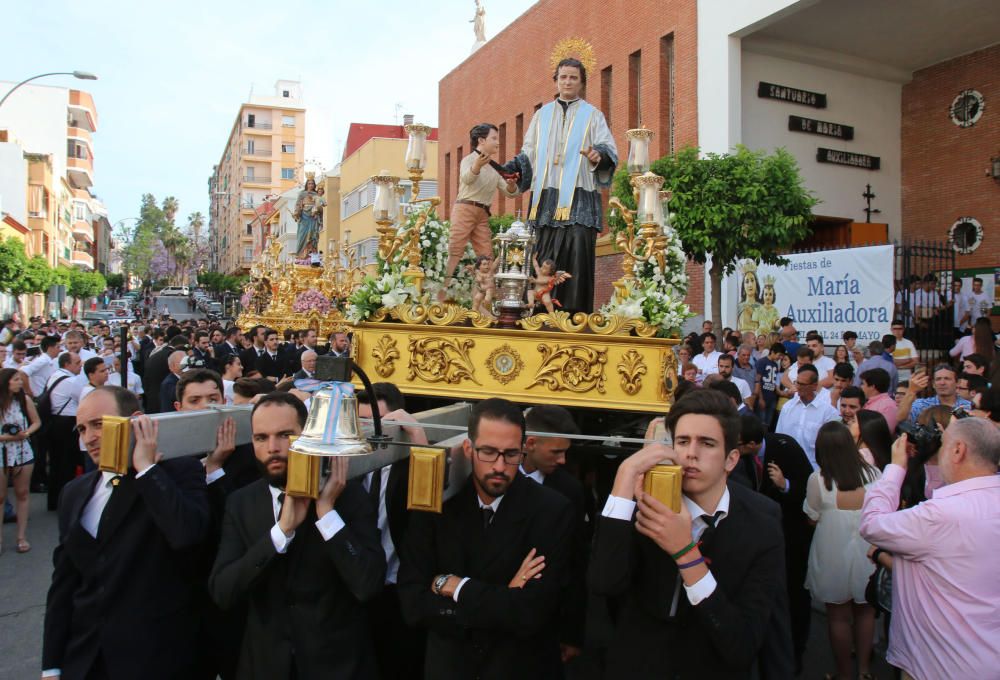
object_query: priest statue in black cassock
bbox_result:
[505,56,618,314]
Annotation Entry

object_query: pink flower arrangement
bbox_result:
[293,288,332,314]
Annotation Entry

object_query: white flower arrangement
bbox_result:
[346,209,478,321]
[599,229,692,336]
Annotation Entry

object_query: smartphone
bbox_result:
[26,346,41,358]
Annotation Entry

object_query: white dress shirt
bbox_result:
[79,471,121,538]
[60,347,97,362]
[222,379,234,405]
[776,393,840,469]
[601,488,730,609]
[519,464,546,485]
[46,369,85,417]
[692,351,722,378]
[21,352,57,396]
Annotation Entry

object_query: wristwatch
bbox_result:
[433,574,453,595]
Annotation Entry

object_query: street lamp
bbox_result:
[0,71,98,109]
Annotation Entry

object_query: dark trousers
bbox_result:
[370,584,425,680]
[47,415,82,511]
[534,225,597,314]
[787,532,813,667]
[30,430,48,489]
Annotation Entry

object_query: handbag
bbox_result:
[865,552,893,615]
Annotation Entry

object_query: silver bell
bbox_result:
[289,382,373,457]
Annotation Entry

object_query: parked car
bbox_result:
[107,299,132,311]
[206,302,223,315]
[158,285,190,296]
[81,310,115,323]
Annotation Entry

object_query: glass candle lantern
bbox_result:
[404,123,431,173]
[635,172,665,224]
[371,173,400,222]
[625,127,654,175]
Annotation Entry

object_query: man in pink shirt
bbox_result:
[859,367,898,432]
[859,418,1000,680]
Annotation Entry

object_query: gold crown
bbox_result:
[741,260,758,275]
[305,171,316,180]
[763,275,776,286]
[550,37,597,75]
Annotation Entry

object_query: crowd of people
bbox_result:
[0,302,997,679]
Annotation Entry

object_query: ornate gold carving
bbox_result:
[519,310,658,337]
[659,349,678,407]
[617,349,647,396]
[528,344,607,394]
[372,335,400,378]
[371,303,495,329]
[486,344,524,385]
[408,336,481,385]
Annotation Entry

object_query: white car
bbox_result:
[158,286,190,296]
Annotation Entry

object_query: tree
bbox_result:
[187,212,205,244]
[67,269,106,301]
[162,196,179,225]
[105,273,125,289]
[611,146,817,325]
[0,238,28,299]
[0,238,54,311]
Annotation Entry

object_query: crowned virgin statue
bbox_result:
[294,175,321,258]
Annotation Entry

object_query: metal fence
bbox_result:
[894,240,956,364]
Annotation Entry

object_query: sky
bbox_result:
[2,0,537,230]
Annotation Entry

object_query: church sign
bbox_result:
[816,148,880,170]
[788,115,854,140]
[757,81,827,108]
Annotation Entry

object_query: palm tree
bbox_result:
[187,211,205,245]
[162,196,180,225]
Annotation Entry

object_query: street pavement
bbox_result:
[153,294,201,321]
[1,490,894,679]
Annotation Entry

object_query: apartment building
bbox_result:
[208,80,305,275]
[0,83,102,272]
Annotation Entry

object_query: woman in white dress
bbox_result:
[804,420,881,680]
[0,368,41,554]
[221,355,243,405]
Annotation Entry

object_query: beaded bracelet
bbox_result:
[677,556,706,570]
[670,540,700,561]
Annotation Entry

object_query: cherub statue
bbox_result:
[527,255,572,315]
[468,255,499,317]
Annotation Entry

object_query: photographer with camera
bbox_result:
[860,417,1000,680]
[896,364,971,426]
[0,369,41,554]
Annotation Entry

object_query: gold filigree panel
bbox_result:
[407,336,481,385]
[617,349,647,396]
[373,335,400,378]
[486,344,524,385]
[527,344,607,394]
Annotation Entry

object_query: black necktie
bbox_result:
[368,469,382,508]
[700,512,723,552]
[276,491,285,519]
[481,507,494,529]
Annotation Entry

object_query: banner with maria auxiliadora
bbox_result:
[733,245,894,343]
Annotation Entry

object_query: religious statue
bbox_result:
[469,255,500,318]
[752,275,780,334]
[294,176,322,258]
[504,40,617,313]
[527,255,572,315]
[737,260,762,333]
[470,0,486,46]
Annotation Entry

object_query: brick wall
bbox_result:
[901,44,999,270]
[438,0,700,312]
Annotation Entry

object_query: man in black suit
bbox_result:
[291,349,317,381]
[589,389,789,679]
[130,324,154,377]
[216,326,242,361]
[158,350,186,414]
[357,382,427,680]
[143,335,189,413]
[255,328,288,382]
[43,386,210,679]
[328,330,350,358]
[209,392,385,679]
[192,330,218,373]
[238,325,266,376]
[521,405,588,670]
[737,414,814,673]
[398,397,574,680]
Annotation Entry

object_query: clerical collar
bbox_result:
[556,97,579,112]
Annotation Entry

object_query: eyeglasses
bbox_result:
[474,446,524,465]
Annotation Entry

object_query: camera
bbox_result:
[1,423,21,436]
[897,420,941,462]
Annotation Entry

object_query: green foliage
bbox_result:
[12,256,54,297]
[488,213,516,237]
[0,237,27,293]
[198,271,246,294]
[611,146,817,275]
[105,273,125,289]
[67,269,106,300]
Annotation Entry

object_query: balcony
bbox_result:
[67,126,92,145]
[244,120,273,133]
[68,90,98,132]
[72,219,94,242]
[72,250,94,269]
[244,146,273,158]
[67,155,94,189]
[243,175,271,185]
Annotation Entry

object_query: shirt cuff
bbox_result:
[315,509,345,541]
[601,495,636,521]
[780,479,790,493]
[135,463,157,479]
[205,467,226,485]
[270,523,294,553]
[42,670,60,678]
[453,576,471,602]
[684,571,718,605]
